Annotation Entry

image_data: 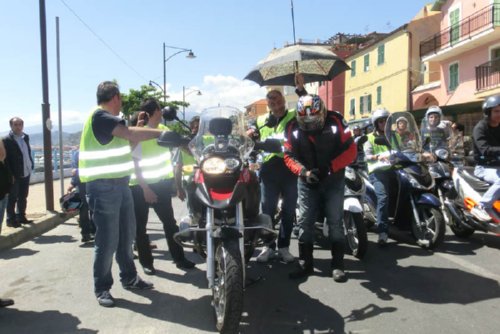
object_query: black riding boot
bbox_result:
[331,242,347,283]
[289,243,314,279]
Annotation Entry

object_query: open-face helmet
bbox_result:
[371,108,390,130]
[482,94,500,117]
[425,105,442,119]
[297,94,326,131]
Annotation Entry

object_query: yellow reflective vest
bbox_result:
[130,124,173,185]
[366,132,391,174]
[256,110,295,163]
[79,109,133,182]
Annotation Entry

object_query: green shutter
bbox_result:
[360,96,364,115]
[449,63,459,91]
[351,60,356,77]
[450,9,460,44]
[364,54,370,72]
[495,0,500,26]
[377,45,385,65]
[350,99,355,116]
[377,86,382,105]
[367,94,372,112]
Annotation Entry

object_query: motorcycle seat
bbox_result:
[457,167,490,193]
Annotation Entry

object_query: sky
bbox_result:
[0,0,433,134]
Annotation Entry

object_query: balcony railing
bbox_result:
[420,4,500,57]
[476,58,500,91]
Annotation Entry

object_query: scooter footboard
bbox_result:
[344,197,363,213]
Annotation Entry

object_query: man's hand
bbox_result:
[137,111,148,127]
[177,187,186,201]
[305,168,320,184]
[141,184,158,204]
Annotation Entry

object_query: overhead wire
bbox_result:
[59,0,147,81]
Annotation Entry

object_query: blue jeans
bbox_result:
[0,195,7,234]
[369,169,397,234]
[474,165,500,210]
[86,177,137,295]
[260,159,297,249]
[297,170,345,245]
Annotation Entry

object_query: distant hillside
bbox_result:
[30,131,82,148]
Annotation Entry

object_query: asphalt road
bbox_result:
[1,197,500,334]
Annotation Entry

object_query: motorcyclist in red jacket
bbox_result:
[283,94,356,282]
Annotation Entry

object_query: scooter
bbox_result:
[159,106,279,334]
[365,111,446,249]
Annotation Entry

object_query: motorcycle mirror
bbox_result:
[162,106,178,122]
[374,136,390,147]
[254,138,282,153]
[157,131,189,148]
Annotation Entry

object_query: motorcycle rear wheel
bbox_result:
[411,204,445,249]
[344,211,368,259]
[212,242,244,334]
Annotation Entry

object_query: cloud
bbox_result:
[168,74,267,115]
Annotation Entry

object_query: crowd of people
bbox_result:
[1,78,498,309]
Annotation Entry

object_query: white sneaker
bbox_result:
[378,232,388,245]
[256,246,275,263]
[471,206,491,222]
[278,247,295,263]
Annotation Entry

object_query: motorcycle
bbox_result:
[365,111,446,249]
[159,106,279,333]
[444,155,500,237]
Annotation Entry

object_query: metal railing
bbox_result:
[476,58,500,91]
[420,4,500,57]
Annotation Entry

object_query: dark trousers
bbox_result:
[131,180,185,268]
[78,183,95,237]
[6,175,30,223]
[260,159,298,249]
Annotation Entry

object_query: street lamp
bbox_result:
[148,80,169,99]
[182,86,202,121]
[163,43,196,103]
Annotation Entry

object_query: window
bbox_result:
[350,98,356,116]
[449,8,460,45]
[449,62,459,91]
[351,60,356,77]
[495,0,500,26]
[377,45,385,65]
[376,86,382,105]
[359,95,372,115]
[364,54,370,72]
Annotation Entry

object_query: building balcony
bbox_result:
[476,57,500,92]
[420,4,500,62]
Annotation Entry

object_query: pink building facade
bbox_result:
[412,0,500,130]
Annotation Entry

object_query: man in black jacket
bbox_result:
[471,95,500,223]
[3,117,33,228]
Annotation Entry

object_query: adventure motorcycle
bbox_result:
[365,111,446,249]
[159,106,278,333]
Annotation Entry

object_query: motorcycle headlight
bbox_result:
[201,157,240,175]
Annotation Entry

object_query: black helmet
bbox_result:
[482,94,500,117]
[59,191,82,213]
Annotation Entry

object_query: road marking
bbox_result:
[437,252,500,283]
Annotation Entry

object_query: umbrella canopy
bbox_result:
[244,44,350,87]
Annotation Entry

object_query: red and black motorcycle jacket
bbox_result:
[283,111,357,180]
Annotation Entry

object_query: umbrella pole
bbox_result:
[290,0,296,44]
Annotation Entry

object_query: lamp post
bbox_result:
[148,80,168,99]
[163,43,196,103]
[182,86,202,121]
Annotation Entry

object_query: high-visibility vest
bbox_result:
[256,110,295,163]
[180,149,196,179]
[366,132,391,174]
[130,124,173,185]
[79,109,133,182]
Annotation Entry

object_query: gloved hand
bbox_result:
[305,168,320,184]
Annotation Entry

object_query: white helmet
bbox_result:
[425,105,442,119]
[396,116,409,125]
[371,108,390,127]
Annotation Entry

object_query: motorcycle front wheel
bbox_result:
[411,204,445,249]
[212,242,244,334]
[344,211,368,259]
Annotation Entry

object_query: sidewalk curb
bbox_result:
[0,212,76,252]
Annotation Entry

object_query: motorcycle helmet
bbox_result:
[396,116,408,124]
[296,94,326,131]
[371,108,390,130]
[352,125,361,131]
[59,191,82,213]
[482,94,500,117]
[425,105,442,119]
